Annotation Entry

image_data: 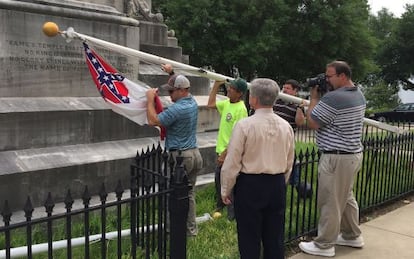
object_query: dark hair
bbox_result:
[284,79,301,91]
[327,61,352,78]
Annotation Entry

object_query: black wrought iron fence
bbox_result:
[285,129,414,242]
[1,125,414,257]
[0,144,189,259]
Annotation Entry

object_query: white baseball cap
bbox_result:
[161,74,190,90]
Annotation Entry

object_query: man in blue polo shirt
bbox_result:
[146,65,203,236]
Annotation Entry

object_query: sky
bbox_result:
[369,0,414,102]
[368,0,414,17]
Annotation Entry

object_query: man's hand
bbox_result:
[222,195,232,205]
[161,64,173,74]
[146,88,161,126]
[310,85,321,101]
[207,80,225,108]
[217,149,227,165]
[146,88,158,100]
[306,86,321,130]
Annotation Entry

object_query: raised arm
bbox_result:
[207,80,225,109]
[146,88,162,126]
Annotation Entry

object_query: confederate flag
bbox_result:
[83,42,165,140]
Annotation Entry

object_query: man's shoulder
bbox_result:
[321,87,365,108]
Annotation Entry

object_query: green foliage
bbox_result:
[153,1,414,109]
[362,79,400,112]
[153,0,290,80]
[273,0,377,81]
[380,5,414,89]
[153,0,376,83]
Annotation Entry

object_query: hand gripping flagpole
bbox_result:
[42,22,403,134]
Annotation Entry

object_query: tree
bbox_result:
[377,5,414,89]
[363,9,399,110]
[268,0,377,83]
[153,0,289,80]
[153,0,377,84]
[362,77,399,112]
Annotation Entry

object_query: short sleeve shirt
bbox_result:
[158,95,198,150]
[215,99,248,154]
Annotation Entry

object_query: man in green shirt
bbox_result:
[207,78,248,219]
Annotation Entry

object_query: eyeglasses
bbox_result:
[325,74,337,79]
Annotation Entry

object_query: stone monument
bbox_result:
[0,0,218,210]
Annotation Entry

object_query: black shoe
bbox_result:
[227,206,235,221]
[214,206,224,212]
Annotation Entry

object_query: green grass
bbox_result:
[188,185,239,259]
[0,185,255,258]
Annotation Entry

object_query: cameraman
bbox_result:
[299,61,366,257]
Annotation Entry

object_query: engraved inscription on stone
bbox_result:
[3,40,134,74]
[0,8,140,97]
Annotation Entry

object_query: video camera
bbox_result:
[305,73,330,96]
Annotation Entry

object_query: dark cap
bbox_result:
[161,74,190,91]
[226,78,248,93]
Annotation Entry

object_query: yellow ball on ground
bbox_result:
[42,22,59,37]
[212,211,222,219]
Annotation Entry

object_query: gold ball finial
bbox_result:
[42,22,60,37]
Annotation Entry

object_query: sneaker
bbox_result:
[336,234,364,248]
[299,241,335,257]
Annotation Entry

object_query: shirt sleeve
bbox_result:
[158,105,178,127]
[284,127,295,183]
[311,100,337,127]
[216,99,226,115]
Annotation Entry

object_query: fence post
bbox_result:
[169,152,189,259]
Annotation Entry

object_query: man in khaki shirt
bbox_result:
[221,78,295,259]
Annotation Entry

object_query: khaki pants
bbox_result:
[169,148,203,236]
[314,153,363,249]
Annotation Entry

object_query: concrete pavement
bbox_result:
[289,201,414,259]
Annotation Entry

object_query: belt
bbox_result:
[169,148,195,152]
[321,150,361,155]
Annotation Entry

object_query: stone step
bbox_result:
[138,64,213,96]
[0,97,157,151]
[140,43,183,63]
[0,96,221,151]
[167,37,178,47]
[0,131,218,211]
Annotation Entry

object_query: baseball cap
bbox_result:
[226,78,248,93]
[161,74,190,91]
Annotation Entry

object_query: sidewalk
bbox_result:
[289,201,414,259]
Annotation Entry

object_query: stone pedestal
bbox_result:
[0,0,218,210]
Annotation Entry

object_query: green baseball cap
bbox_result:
[227,78,248,93]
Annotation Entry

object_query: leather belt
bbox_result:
[321,150,361,155]
[169,148,194,152]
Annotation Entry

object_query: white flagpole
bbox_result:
[57,27,402,134]
[60,27,304,104]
